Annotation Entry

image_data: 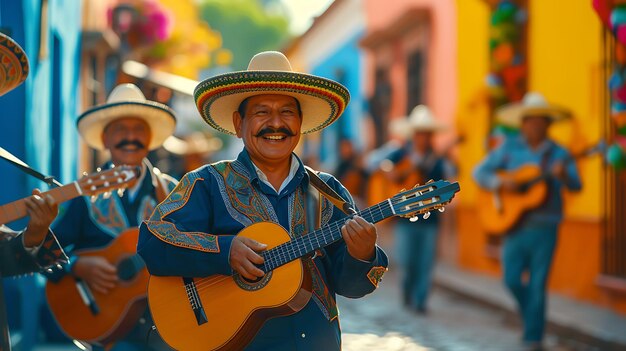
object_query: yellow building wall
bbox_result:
[454,0,625,313]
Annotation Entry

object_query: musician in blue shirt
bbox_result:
[138,51,389,351]
[473,92,582,350]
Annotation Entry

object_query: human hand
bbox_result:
[72,256,118,294]
[498,177,519,192]
[23,189,58,248]
[229,236,267,280]
[341,216,377,261]
[551,162,566,181]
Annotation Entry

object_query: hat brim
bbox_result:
[0,34,29,96]
[77,101,176,150]
[497,104,571,128]
[194,71,350,135]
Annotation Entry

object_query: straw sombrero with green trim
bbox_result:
[496,92,571,128]
[77,83,176,150]
[194,51,350,135]
[0,32,29,96]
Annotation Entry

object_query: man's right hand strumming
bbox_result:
[229,236,267,280]
[72,256,118,294]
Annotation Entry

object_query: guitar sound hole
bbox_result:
[117,257,139,281]
[234,271,273,291]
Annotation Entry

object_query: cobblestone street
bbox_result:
[339,268,601,351]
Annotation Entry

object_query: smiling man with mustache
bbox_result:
[138,52,389,351]
[46,84,178,350]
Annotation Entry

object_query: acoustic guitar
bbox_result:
[148,180,460,351]
[477,141,604,235]
[0,165,137,225]
[45,228,148,346]
[367,136,463,206]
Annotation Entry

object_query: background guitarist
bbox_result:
[383,105,454,314]
[138,51,389,351]
[473,92,582,350]
[46,83,178,350]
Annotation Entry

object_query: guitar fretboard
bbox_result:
[0,183,81,225]
[261,200,394,272]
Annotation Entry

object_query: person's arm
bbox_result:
[0,190,66,277]
[138,172,235,278]
[551,150,582,192]
[472,144,508,190]
[317,174,389,298]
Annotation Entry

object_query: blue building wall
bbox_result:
[310,30,366,170]
[0,1,82,349]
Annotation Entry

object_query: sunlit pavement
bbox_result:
[339,268,599,351]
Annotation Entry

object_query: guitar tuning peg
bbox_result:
[409,216,419,222]
[438,207,445,213]
[102,191,112,199]
[90,195,98,203]
[82,171,88,177]
[96,167,102,172]
[423,211,431,220]
[103,181,110,187]
[117,188,126,197]
[90,185,97,192]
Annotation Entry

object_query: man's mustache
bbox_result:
[255,127,296,137]
[115,139,146,149]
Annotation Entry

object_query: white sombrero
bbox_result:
[193,51,350,135]
[496,92,571,128]
[391,105,447,138]
[76,84,177,150]
[0,32,29,96]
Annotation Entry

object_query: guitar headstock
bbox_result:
[391,180,461,222]
[77,165,139,199]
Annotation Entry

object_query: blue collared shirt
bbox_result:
[473,135,582,228]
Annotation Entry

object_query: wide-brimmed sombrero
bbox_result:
[77,83,176,150]
[0,32,29,96]
[391,105,447,138]
[497,92,571,128]
[193,51,350,135]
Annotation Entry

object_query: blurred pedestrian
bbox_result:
[46,83,178,350]
[382,105,452,314]
[473,92,582,350]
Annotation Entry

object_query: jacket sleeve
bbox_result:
[138,172,234,278]
[45,198,88,281]
[473,143,508,190]
[316,174,389,298]
[0,226,67,277]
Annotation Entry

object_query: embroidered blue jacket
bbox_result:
[138,150,388,351]
[47,161,178,280]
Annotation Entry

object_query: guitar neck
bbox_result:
[0,182,81,225]
[261,200,394,272]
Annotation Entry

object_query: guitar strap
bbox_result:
[305,166,356,217]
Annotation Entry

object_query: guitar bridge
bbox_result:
[183,277,208,326]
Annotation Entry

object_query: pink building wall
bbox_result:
[362,0,457,147]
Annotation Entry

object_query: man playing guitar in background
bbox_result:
[473,92,582,350]
[46,83,178,350]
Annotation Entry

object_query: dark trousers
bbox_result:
[502,224,558,343]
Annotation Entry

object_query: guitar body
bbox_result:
[46,228,149,346]
[367,158,421,206]
[148,222,312,351]
[477,164,548,235]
